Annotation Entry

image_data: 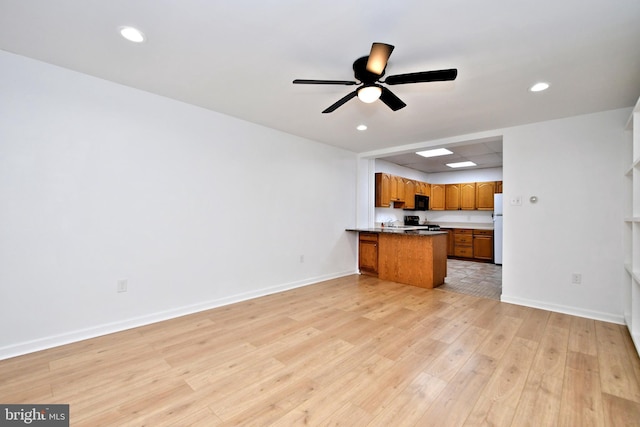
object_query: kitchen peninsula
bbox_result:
[347,228,448,289]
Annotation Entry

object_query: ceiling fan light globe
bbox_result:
[357,86,382,103]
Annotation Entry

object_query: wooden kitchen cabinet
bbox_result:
[453,229,474,258]
[376,173,500,211]
[476,181,496,210]
[404,179,415,209]
[445,184,461,210]
[445,183,475,210]
[473,229,494,261]
[443,229,455,256]
[375,173,391,207]
[460,183,476,210]
[390,175,405,203]
[359,233,378,276]
[415,181,430,196]
[430,184,445,210]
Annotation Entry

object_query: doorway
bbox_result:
[440,259,502,300]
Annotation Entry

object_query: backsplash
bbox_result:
[375,207,494,226]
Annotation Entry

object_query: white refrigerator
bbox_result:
[493,194,503,265]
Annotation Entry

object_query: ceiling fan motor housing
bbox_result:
[353,56,383,84]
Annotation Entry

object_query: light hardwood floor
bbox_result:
[2,274,640,426]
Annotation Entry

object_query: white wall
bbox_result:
[501,108,628,322]
[0,51,359,359]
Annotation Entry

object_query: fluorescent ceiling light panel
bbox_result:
[446,161,477,168]
[416,148,453,158]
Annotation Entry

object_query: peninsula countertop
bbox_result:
[348,227,448,289]
[346,227,448,236]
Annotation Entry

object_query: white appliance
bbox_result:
[493,194,503,265]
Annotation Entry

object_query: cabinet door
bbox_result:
[430,184,446,210]
[475,182,495,210]
[445,184,461,210]
[460,183,476,210]
[495,181,503,194]
[359,234,378,275]
[473,236,493,260]
[390,175,405,202]
[423,182,431,198]
[404,179,415,209]
[375,173,391,207]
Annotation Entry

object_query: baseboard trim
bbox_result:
[500,294,625,325]
[0,270,357,361]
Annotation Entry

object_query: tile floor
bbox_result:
[440,259,502,300]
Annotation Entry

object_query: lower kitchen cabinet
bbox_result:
[443,229,455,256]
[453,229,474,258]
[358,232,378,276]
[473,229,494,261]
[446,228,494,262]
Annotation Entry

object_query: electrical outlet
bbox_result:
[117,279,128,293]
[510,196,522,206]
[571,273,582,284]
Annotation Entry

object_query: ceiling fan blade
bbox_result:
[385,68,458,85]
[366,43,394,75]
[293,79,358,85]
[322,90,358,113]
[379,87,406,111]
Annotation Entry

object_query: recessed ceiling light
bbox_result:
[119,26,145,43]
[446,161,477,168]
[416,148,453,158]
[356,124,368,131]
[529,82,549,92]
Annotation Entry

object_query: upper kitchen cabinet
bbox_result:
[375,173,500,211]
[445,184,460,210]
[460,183,476,210]
[375,173,391,207]
[445,183,476,210]
[430,184,446,210]
[476,181,496,210]
[390,175,405,203]
[404,179,416,209]
[415,181,430,197]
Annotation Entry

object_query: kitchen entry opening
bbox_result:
[440,259,502,300]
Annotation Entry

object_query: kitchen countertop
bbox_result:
[346,227,448,235]
[434,223,494,230]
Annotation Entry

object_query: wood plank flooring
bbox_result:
[1,274,640,426]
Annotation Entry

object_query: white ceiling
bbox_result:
[1,0,639,157]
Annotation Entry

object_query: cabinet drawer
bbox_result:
[360,233,378,242]
[454,229,473,235]
[454,235,473,244]
[473,229,494,236]
[454,246,474,258]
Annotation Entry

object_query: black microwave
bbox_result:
[404,195,429,211]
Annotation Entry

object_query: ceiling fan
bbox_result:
[293,42,457,113]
